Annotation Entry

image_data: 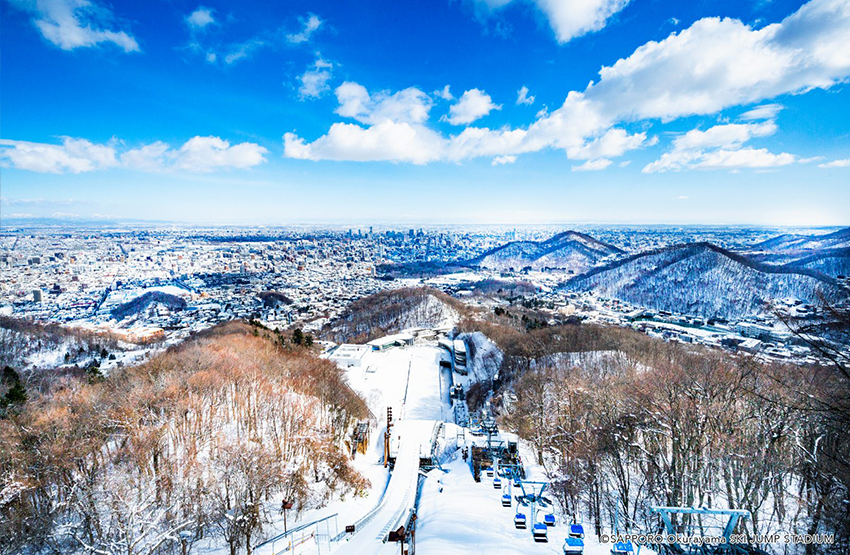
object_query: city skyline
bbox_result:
[2,0,850,225]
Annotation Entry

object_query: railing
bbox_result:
[329,470,392,542]
[253,512,338,552]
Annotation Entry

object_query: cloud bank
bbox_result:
[0,137,268,174]
[284,0,850,168]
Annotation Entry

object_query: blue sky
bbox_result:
[1,0,849,225]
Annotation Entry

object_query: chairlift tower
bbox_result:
[513,478,549,541]
[649,506,767,555]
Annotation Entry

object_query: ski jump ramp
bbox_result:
[334,419,438,554]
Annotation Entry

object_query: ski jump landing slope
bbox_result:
[335,419,436,554]
[333,344,449,554]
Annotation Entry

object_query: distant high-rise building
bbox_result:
[32,290,42,303]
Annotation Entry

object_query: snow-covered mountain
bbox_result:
[783,247,850,279]
[564,242,846,320]
[470,231,623,272]
[752,227,850,252]
[746,228,850,277]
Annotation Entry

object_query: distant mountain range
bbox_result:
[746,227,850,278]
[564,242,846,320]
[782,247,850,279]
[470,231,623,273]
[752,227,850,252]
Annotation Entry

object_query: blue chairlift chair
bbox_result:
[532,523,549,542]
[611,541,634,555]
[569,524,585,539]
[514,512,527,529]
[563,537,584,554]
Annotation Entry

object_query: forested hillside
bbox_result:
[785,248,850,278]
[565,242,845,319]
[457,311,850,551]
[322,287,464,343]
[0,321,369,555]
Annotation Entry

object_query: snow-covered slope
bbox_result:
[783,247,850,278]
[325,288,460,343]
[471,231,623,273]
[458,331,503,383]
[564,242,846,319]
[752,227,850,252]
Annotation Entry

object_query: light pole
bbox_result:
[281,499,293,553]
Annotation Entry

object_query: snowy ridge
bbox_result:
[752,226,850,252]
[782,247,850,278]
[564,242,846,319]
[326,289,459,343]
[470,231,623,273]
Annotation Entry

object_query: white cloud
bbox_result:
[643,120,779,172]
[287,14,323,44]
[673,121,777,151]
[533,0,631,43]
[206,13,322,66]
[585,0,850,124]
[284,122,444,165]
[1,197,86,206]
[298,58,334,99]
[694,147,796,170]
[1,136,268,174]
[572,158,613,171]
[566,128,653,160]
[172,137,269,172]
[435,86,454,101]
[819,158,850,168]
[0,137,117,173]
[8,0,139,52]
[120,142,170,171]
[492,155,517,165]
[223,39,266,64]
[446,89,501,125]
[335,82,433,125]
[740,103,784,120]
[285,0,850,166]
[187,7,215,30]
[516,86,535,105]
[474,0,631,43]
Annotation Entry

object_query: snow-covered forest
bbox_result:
[459,310,850,552]
[565,243,845,320]
[2,288,848,554]
[0,321,370,555]
[321,287,464,343]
